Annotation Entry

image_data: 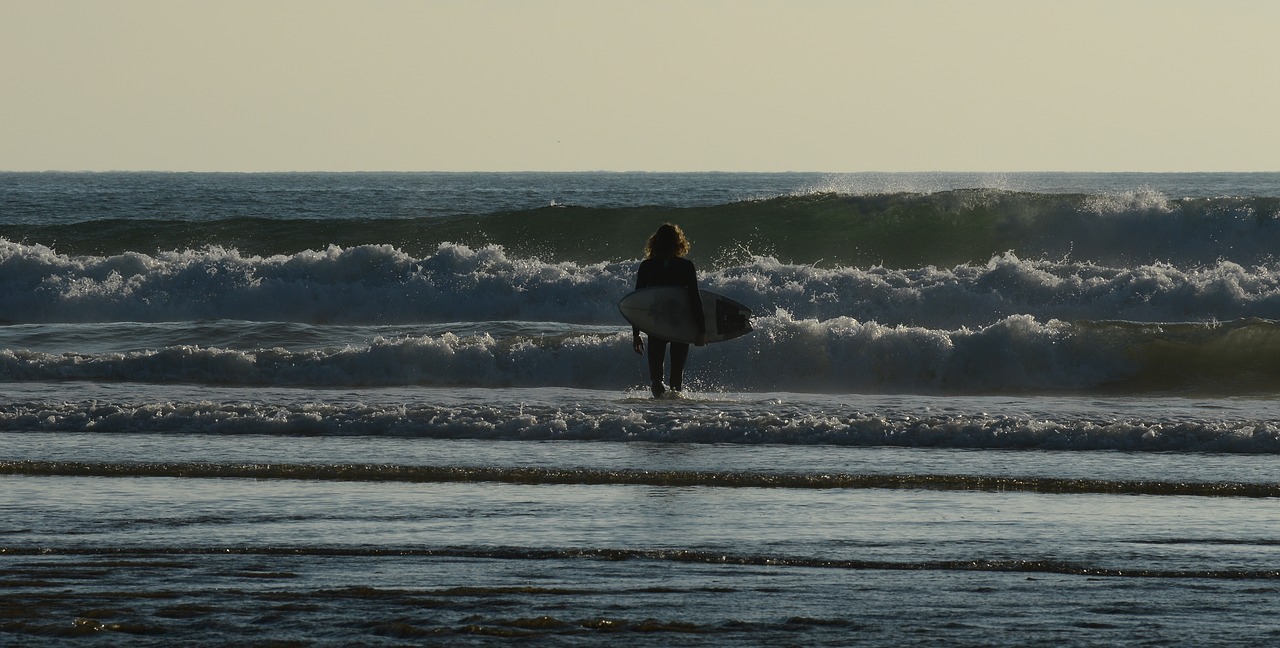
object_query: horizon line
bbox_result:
[4,169,1279,175]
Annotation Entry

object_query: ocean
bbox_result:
[4,171,1280,645]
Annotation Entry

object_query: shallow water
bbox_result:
[7,172,1280,645]
[7,433,1280,646]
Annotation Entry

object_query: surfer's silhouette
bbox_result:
[632,223,706,397]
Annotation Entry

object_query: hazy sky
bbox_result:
[3,0,1277,172]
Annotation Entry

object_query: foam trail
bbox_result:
[6,315,1280,394]
[4,394,1280,451]
[3,460,1276,496]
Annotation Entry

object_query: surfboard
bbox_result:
[618,287,753,344]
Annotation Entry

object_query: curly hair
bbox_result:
[645,223,690,259]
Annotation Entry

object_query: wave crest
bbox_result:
[6,189,1280,268]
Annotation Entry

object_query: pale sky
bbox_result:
[3,0,1277,172]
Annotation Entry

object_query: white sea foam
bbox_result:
[0,311,1177,394]
[6,239,1280,329]
[1081,186,1174,215]
[5,391,1280,452]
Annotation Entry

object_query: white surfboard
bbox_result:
[619,287,752,344]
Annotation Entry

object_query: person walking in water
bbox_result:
[632,223,706,397]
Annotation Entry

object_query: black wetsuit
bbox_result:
[634,256,704,394]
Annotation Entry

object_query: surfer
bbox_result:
[632,223,706,398]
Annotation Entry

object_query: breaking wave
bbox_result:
[4,189,1280,267]
[5,239,1280,329]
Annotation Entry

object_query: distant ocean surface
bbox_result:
[5,172,1280,645]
